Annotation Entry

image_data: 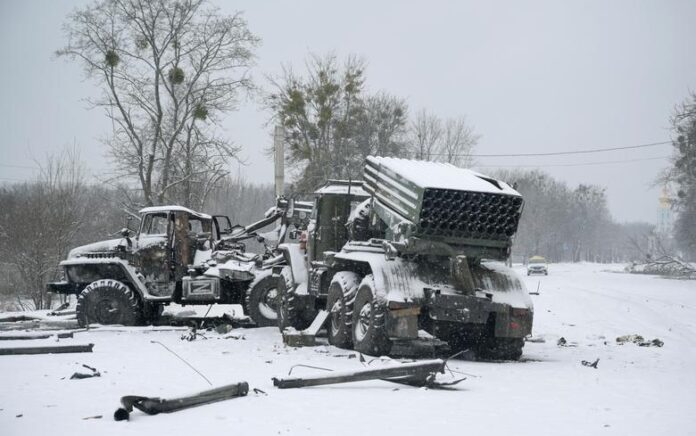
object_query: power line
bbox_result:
[435,140,672,158]
[0,177,33,182]
[0,163,38,170]
[474,155,670,169]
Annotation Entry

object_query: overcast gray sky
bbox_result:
[1,0,694,223]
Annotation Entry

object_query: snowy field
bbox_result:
[1,263,694,436]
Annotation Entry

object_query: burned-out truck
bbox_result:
[276,156,533,359]
[48,201,311,327]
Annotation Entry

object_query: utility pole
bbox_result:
[274,125,285,197]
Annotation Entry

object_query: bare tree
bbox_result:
[409,109,442,160]
[408,111,478,166]
[57,0,259,206]
[0,148,88,309]
[439,117,479,167]
[352,92,409,171]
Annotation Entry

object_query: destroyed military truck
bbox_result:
[47,201,312,327]
[275,156,534,359]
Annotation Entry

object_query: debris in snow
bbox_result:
[640,339,664,347]
[82,415,102,420]
[556,337,577,347]
[0,332,73,341]
[272,359,462,389]
[625,256,696,279]
[581,358,600,368]
[215,324,234,334]
[0,314,41,323]
[113,382,249,420]
[180,327,207,341]
[288,363,333,375]
[70,364,101,380]
[0,343,94,356]
[616,334,644,344]
[222,333,246,340]
[616,335,664,347]
[47,302,71,316]
[526,336,546,343]
[151,340,212,386]
[282,310,330,347]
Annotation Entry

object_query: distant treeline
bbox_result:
[491,169,657,263]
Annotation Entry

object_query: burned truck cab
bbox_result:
[305,181,372,265]
[134,206,223,299]
[47,205,251,327]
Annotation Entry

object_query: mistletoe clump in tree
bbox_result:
[266,54,409,192]
[58,0,260,208]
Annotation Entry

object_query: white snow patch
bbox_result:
[1,263,694,436]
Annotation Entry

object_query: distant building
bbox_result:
[656,185,673,235]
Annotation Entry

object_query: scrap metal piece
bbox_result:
[581,358,600,369]
[282,310,330,347]
[70,364,101,379]
[0,332,74,341]
[114,382,249,420]
[0,343,94,356]
[272,359,446,389]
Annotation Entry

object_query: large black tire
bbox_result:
[76,279,143,327]
[277,267,314,332]
[351,275,392,356]
[477,337,524,361]
[327,271,360,349]
[245,272,281,327]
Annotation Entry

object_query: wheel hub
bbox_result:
[258,287,279,320]
[355,302,371,341]
[95,299,119,323]
[330,299,344,336]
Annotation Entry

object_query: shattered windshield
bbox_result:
[141,213,169,236]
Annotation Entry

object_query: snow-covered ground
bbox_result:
[1,263,694,436]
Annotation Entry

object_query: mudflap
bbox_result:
[492,307,533,339]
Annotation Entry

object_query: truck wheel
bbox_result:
[327,271,361,349]
[477,337,524,361]
[351,275,391,356]
[277,267,313,332]
[76,279,142,327]
[246,272,281,327]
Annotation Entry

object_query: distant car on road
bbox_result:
[527,256,548,276]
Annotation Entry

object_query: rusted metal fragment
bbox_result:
[0,332,74,340]
[114,382,249,420]
[0,343,94,355]
[272,359,446,389]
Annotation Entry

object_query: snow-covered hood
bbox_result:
[203,258,257,281]
[68,238,124,259]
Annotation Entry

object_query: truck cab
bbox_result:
[47,205,262,327]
